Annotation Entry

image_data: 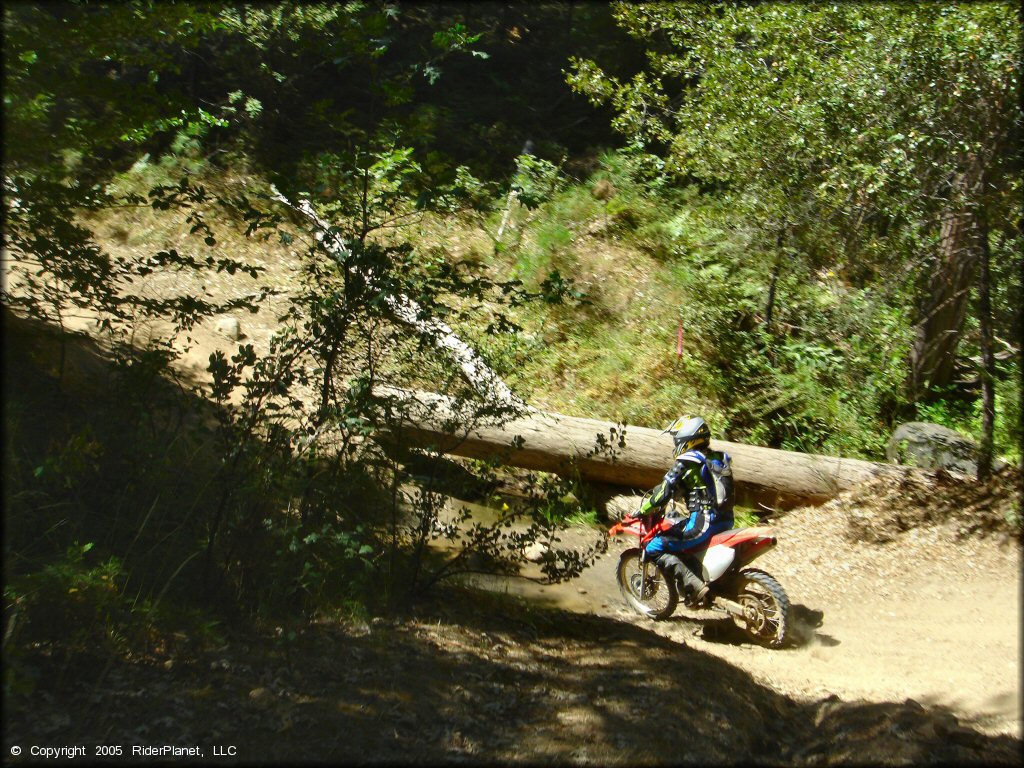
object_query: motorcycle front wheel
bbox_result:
[616,548,678,620]
[730,568,791,648]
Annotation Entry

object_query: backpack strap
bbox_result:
[678,449,706,465]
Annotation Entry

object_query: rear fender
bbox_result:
[708,526,776,548]
[734,536,776,567]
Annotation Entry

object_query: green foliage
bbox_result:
[5,543,128,653]
[120,108,229,146]
[579,3,1020,250]
[481,144,943,456]
[2,2,602,666]
[572,5,1018,277]
[562,3,1020,455]
[524,473,599,528]
[4,1,1020,681]
[3,2,222,181]
[512,154,562,211]
[732,508,761,530]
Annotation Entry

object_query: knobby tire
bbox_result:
[732,567,791,648]
[616,548,678,620]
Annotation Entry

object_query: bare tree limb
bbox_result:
[270,186,525,409]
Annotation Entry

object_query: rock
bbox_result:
[591,179,616,202]
[603,494,640,520]
[524,542,548,562]
[215,316,242,340]
[886,422,1006,476]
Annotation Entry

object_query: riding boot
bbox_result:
[679,566,710,606]
[657,553,709,605]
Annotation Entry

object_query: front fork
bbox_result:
[638,546,649,604]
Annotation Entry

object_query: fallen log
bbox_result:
[378,386,924,510]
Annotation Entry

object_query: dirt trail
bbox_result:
[477,498,1022,739]
[18,505,1015,765]
[9,529,1020,765]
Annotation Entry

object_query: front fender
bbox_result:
[608,517,644,538]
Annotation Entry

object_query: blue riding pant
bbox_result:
[644,516,733,557]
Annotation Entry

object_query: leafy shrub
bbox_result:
[5,543,128,654]
[512,154,562,210]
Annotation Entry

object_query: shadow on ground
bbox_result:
[3,313,1018,764]
[5,588,1020,765]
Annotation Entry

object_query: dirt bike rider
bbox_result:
[637,416,734,606]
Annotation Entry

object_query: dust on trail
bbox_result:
[479,493,1022,739]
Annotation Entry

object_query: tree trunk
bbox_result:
[495,188,518,243]
[910,171,981,401]
[975,211,996,481]
[764,228,785,335]
[1018,207,1024,496]
[376,386,925,510]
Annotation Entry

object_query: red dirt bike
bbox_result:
[609,508,792,648]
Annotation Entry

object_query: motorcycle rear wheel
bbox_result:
[616,548,678,620]
[731,568,791,648]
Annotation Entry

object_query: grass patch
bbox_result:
[732,507,762,529]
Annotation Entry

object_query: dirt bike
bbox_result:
[608,508,791,648]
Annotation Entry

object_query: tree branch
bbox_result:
[270,186,525,409]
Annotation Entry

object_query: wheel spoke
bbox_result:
[617,550,677,620]
[731,569,790,647]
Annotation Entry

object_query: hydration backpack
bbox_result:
[677,448,735,517]
[703,451,735,516]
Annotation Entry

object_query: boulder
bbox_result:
[523,542,548,562]
[603,494,642,520]
[215,316,242,341]
[886,422,1004,476]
